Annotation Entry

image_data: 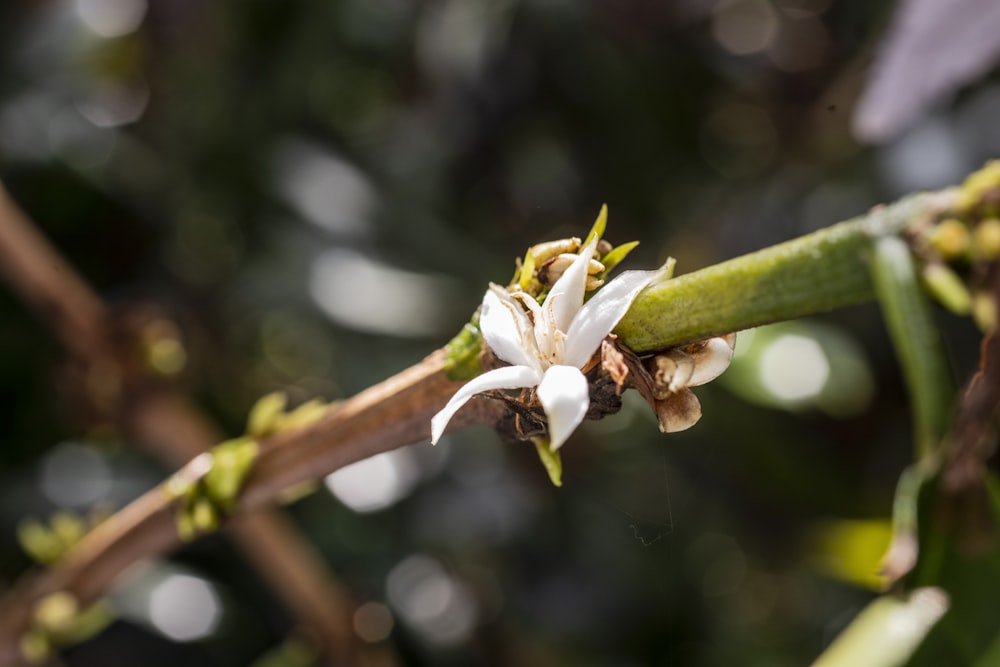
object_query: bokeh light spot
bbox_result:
[148,574,222,642]
[353,601,395,642]
[39,442,112,508]
[712,0,778,56]
[275,140,375,237]
[386,554,477,645]
[75,0,147,38]
[758,334,830,402]
[325,449,418,513]
[310,247,459,337]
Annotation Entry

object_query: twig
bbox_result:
[0,185,107,360]
[0,182,394,666]
[0,181,968,665]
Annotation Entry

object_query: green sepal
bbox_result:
[584,203,608,245]
[600,240,639,276]
[518,250,536,290]
[533,438,563,487]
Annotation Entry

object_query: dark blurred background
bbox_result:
[1,1,998,665]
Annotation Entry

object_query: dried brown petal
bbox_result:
[654,388,702,433]
[600,338,630,392]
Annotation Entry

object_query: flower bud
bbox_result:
[973,218,1000,260]
[529,238,581,265]
[928,218,969,260]
[921,263,971,315]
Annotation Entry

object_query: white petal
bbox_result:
[431,365,541,444]
[563,269,659,368]
[536,365,590,451]
[687,334,737,386]
[481,287,538,369]
[545,235,599,333]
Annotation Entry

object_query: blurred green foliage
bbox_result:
[2,1,999,665]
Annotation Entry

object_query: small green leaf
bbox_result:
[533,438,563,487]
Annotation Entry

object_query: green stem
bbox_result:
[615,192,944,353]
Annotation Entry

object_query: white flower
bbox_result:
[431,235,666,450]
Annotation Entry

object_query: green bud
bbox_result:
[972,291,997,332]
[50,513,85,550]
[20,630,51,664]
[956,160,1000,214]
[247,392,287,439]
[33,592,79,636]
[17,520,60,565]
[921,263,972,315]
[973,218,1000,260]
[927,218,969,259]
[192,498,219,534]
[278,399,329,431]
[205,437,258,511]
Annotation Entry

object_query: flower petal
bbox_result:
[431,365,542,444]
[654,388,702,433]
[481,287,538,369]
[687,333,737,386]
[563,269,660,368]
[545,235,599,333]
[536,365,590,451]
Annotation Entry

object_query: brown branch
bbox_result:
[0,185,107,360]
[0,182,398,666]
[0,348,491,667]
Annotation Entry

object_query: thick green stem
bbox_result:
[615,192,948,353]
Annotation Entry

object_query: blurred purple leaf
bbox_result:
[853,0,1000,144]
